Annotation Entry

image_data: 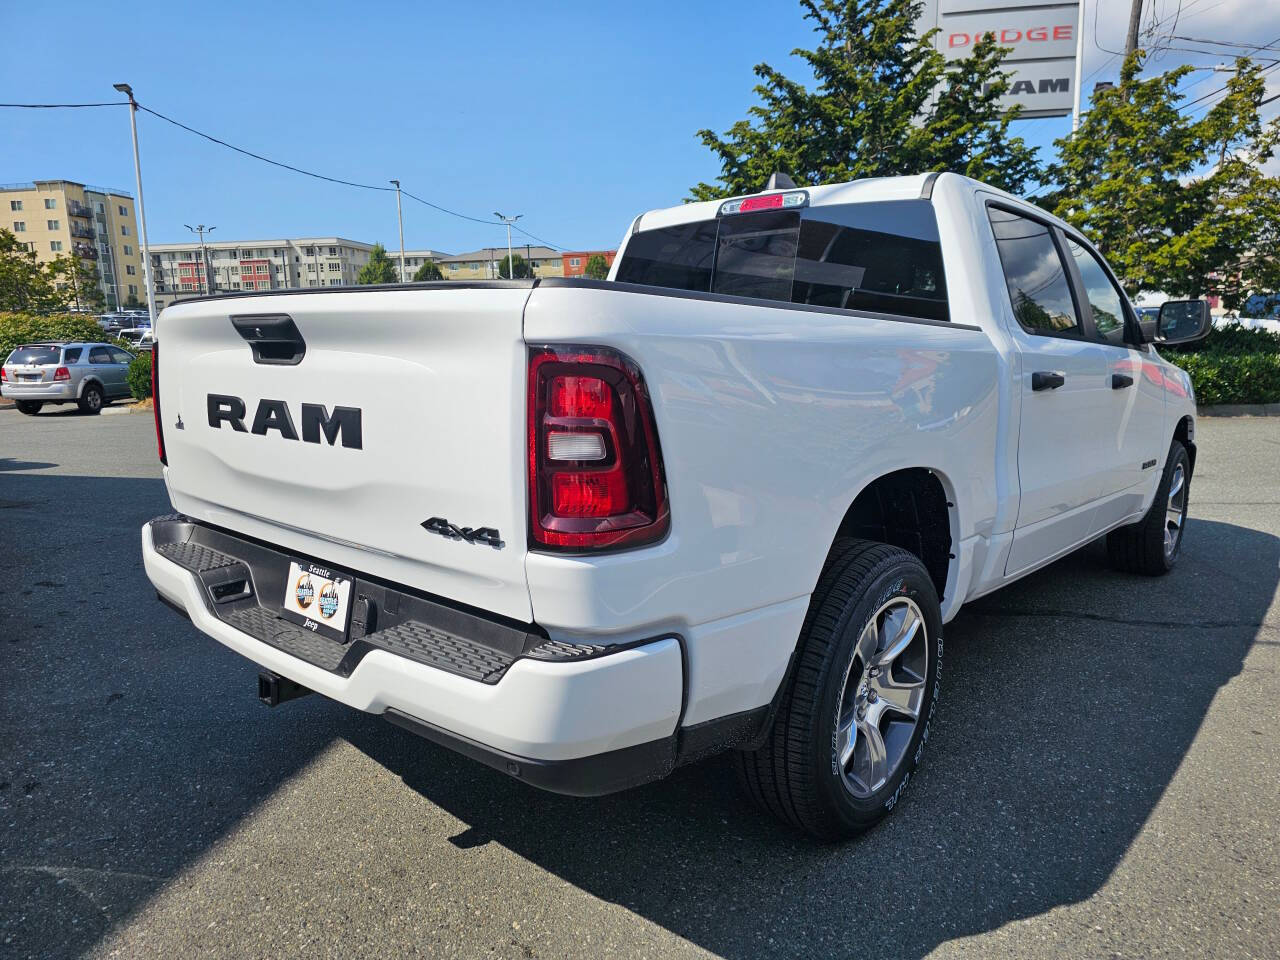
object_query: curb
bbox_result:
[1198,403,1280,417]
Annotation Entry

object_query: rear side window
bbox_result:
[6,346,60,365]
[62,347,83,364]
[615,199,949,322]
[988,207,1080,337]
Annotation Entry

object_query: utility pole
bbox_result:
[1124,0,1143,58]
[113,83,157,326]
[184,223,215,294]
[494,212,521,279]
[390,179,406,282]
[1071,0,1087,132]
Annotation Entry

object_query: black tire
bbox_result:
[15,400,43,415]
[78,383,103,415]
[1106,439,1190,575]
[735,538,943,840]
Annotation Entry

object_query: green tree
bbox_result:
[0,229,106,312]
[413,260,444,281]
[1039,54,1280,308]
[497,254,532,279]
[584,254,610,280]
[123,293,141,309]
[691,0,1041,200]
[357,243,401,284]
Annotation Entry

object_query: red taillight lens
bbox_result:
[152,342,167,464]
[53,366,70,381]
[528,345,669,551]
[1,367,7,381]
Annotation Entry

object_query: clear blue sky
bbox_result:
[2,1,1271,253]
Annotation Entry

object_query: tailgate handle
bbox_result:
[231,313,306,366]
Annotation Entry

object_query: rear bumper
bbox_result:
[142,516,685,794]
[1,380,77,400]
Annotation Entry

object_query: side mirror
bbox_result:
[1155,299,1212,344]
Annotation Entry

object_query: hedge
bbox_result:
[0,312,106,361]
[1162,323,1280,406]
[127,352,153,400]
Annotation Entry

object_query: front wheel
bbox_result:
[735,538,943,840]
[15,400,43,415]
[1107,439,1190,575]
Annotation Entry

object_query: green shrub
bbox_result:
[0,311,105,361]
[1162,323,1280,405]
[127,351,153,400]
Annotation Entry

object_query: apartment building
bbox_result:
[147,237,374,311]
[1,180,145,309]
[388,248,451,282]
[561,250,617,278]
[437,245,564,280]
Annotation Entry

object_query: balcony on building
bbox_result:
[68,200,94,220]
[74,243,98,260]
[70,222,96,240]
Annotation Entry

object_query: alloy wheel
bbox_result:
[833,597,929,798]
[1165,463,1186,558]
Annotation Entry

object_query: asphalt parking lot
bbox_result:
[2,408,1277,959]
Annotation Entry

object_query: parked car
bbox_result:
[120,327,155,351]
[141,172,1210,839]
[1,341,136,414]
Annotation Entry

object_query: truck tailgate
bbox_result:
[156,285,535,622]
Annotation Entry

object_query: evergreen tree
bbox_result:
[412,260,444,281]
[357,243,401,284]
[498,254,532,279]
[1040,54,1280,307]
[583,254,610,280]
[691,0,1041,199]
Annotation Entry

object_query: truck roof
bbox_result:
[633,172,1066,235]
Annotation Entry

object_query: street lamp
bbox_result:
[390,180,406,282]
[113,82,157,324]
[494,212,521,280]
[184,223,216,294]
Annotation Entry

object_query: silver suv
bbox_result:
[1,341,136,415]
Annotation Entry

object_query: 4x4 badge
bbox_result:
[421,516,503,549]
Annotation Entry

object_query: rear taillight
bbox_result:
[528,345,669,551]
[0,367,7,381]
[53,367,70,381]
[152,342,167,464]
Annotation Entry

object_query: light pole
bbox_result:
[113,82,156,325]
[390,180,406,282]
[184,223,215,294]
[494,212,521,279]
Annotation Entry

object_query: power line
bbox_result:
[0,101,126,108]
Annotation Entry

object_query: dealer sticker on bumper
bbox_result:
[280,560,353,642]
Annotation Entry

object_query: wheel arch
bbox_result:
[77,375,105,398]
[1174,415,1196,477]
[824,467,958,603]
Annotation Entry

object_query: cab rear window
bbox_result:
[614,199,948,322]
[6,346,60,365]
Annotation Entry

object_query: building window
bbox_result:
[12,221,25,232]
[44,198,57,209]
[123,245,132,255]
[328,247,337,256]
[329,277,341,285]
[50,240,63,252]
[118,205,128,216]
[8,200,21,211]
[128,283,138,295]
[47,219,60,230]
[121,225,129,236]
[126,265,137,276]
[570,258,581,267]
[327,262,339,271]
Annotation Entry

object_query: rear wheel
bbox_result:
[735,538,943,840]
[1107,439,1190,575]
[78,383,103,415]
[15,400,43,415]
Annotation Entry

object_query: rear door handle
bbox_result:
[1111,373,1134,389]
[1031,371,1065,391]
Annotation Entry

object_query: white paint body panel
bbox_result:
[147,173,1198,761]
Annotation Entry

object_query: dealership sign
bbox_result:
[916,0,1081,118]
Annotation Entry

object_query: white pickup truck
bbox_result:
[142,172,1209,839]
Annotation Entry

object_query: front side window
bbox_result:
[1066,237,1127,345]
[988,207,1080,337]
[89,347,112,364]
[110,348,134,363]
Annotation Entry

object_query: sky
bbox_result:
[2,0,1277,255]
